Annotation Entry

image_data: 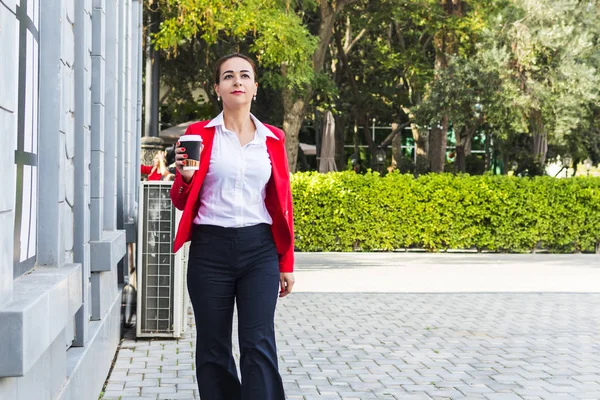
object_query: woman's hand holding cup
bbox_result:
[175,135,203,184]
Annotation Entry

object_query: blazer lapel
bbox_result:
[187,126,216,208]
[266,137,284,202]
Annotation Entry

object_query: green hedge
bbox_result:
[291,171,600,253]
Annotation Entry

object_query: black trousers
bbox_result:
[187,223,285,400]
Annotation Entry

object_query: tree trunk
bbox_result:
[331,18,363,172]
[531,109,547,166]
[281,87,306,172]
[455,144,466,173]
[430,65,448,172]
[429,116,448,173]
[353,120,361,172]
[361,115,376,168]
[484,130,492,171]
[456,126,477,173]
[429,0,464,173]
[411,123,429,172]
[400,106,429,170]
[297,144,310,172]
[391,123,402,170]
[281,0,351,172]
[464,133,473,156]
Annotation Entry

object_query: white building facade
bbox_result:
[0,0,143,398]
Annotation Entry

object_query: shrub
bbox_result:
[291,171,600,253]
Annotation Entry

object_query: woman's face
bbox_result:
[214,57,258,108]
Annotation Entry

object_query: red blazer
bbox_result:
[170,121,294,272]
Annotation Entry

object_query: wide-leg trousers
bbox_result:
[187,223,285,400]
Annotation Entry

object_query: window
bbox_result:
[13,0,39,278]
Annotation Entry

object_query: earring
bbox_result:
[253,94,257,101]
[217,95,220,101]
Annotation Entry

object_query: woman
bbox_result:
[141,150,169,180]
[170,53,295,400]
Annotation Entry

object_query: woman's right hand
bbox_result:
[175,141,204,184]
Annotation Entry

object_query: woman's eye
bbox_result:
[242,74,250,78]
[224,74,233,79]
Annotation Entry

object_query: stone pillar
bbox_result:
[134,0,143,203]
[38,0,65,268]
[140,136,164,166]
[73,0,93,347]
[143,0,160,138]
[104,0,118,232]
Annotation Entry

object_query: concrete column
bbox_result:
[90,0,106,243]
[116,0,127,232]
[140,0,162,169]
[73,0,93,347]
[134,1,143,207]
[63,0,76,269]
[124,0,134,223]
[38,0,65,267]
[103,0,118,232]
[143,0,159,138]
[90,0,125,321]
[62,0,77,348]
[128,1,139,220]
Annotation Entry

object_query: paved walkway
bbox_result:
[101,254,600,399]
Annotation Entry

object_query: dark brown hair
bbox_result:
[213,53,258,84]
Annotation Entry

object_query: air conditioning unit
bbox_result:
[136,181,189,338]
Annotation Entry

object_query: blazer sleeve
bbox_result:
[278,131,295,273]
[169,127,195,210]
[278,191,295,273]
[169,171,194,211]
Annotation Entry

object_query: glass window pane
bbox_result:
[19,166,32,262]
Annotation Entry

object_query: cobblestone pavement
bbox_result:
[102,255,600,400]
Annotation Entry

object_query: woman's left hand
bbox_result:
[279,273,295,298]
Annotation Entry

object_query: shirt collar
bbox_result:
[206,111,279,141]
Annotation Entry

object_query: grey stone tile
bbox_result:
[104,292,600,398]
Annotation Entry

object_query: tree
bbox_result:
[425,0,511,172]
[487,0,600,168]
[415,55,506,172]
[148,0,318,146]
[151,0,370,172]
[320,0,498,173]
[321,0,413,170]
[415,0,600,174]
[281,0,359,172]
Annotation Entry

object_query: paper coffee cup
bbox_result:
[178,135,203,170]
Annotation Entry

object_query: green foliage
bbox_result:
[477,0,600,143]
[151,0,318,90]
[149,0,600,168]
[411,0,600,170]
[292,171,600,252]
[415,54,505,134]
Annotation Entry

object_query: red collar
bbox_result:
[184,122,288,209]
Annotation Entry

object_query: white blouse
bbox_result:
[194,112,278,228]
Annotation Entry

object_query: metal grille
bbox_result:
[179,242,191,333]
[140,183,175,334]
